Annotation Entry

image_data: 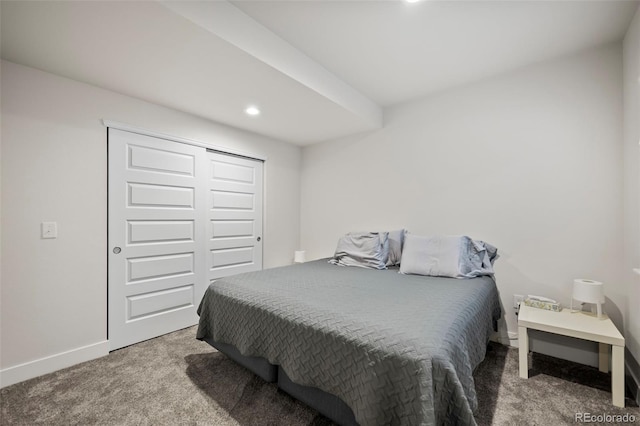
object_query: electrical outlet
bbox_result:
[513,294,524,309]
[42,221,57,239]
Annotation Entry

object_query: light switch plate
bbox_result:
[42,222,57,239]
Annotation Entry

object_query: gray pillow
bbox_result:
[386,229,406,266]
[399,234,497,278]
[329,232,389,270]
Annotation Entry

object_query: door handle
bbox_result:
[113,247,121,254]
[257,237,261,242]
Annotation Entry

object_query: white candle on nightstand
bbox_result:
[294,250,306,263]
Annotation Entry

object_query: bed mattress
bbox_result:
[196,259,501,425]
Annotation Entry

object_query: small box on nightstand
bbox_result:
[523,297,561,312]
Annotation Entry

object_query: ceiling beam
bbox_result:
[161,0,383,130]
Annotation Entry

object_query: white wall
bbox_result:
[0,60,301,381]
[302,44,624,355]
[623,4,640,400]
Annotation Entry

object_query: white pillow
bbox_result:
[329,232,389,270]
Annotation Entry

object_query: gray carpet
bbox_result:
[1,326,638,425]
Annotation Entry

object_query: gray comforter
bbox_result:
[196,260,501,426]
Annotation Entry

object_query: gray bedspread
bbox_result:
[196,259,501,426]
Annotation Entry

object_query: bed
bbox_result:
[196,257,501,426]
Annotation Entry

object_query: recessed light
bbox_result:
[405,0,422,3]
[245,106,261,116]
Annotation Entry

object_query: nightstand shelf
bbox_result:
[518,304,625,407]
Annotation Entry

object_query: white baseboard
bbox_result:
[507,331,520,348]
[491,331,519,348]
[0,340,109,388]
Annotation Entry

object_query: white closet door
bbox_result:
[207,151,263,279]
[108,129,207,350]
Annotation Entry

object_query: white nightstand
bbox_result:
[518,304,625,407]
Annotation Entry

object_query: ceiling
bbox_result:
[1,1,637,146]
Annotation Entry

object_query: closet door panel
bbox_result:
[207,152,263,279]
[108,129,207,350]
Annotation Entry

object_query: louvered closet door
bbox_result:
[207,151,263,280]
[108,129,207,350]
